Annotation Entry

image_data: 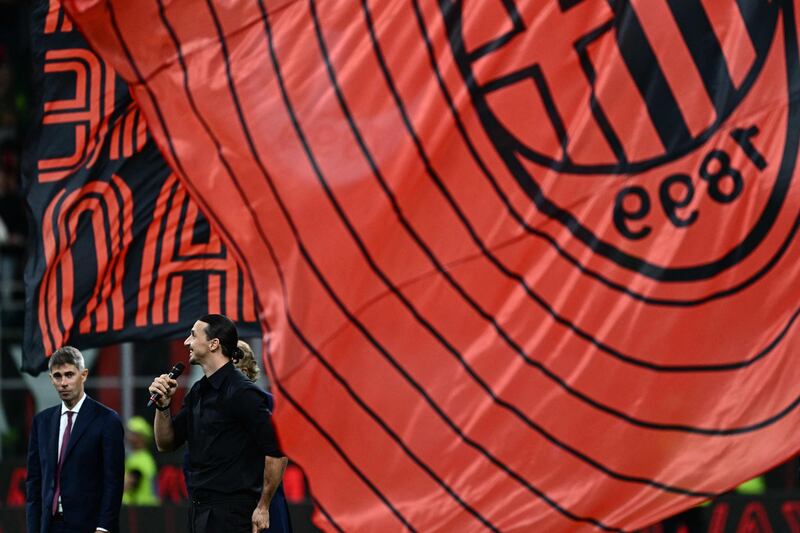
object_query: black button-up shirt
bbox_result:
[172,361,281,495]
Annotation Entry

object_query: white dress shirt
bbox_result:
[57,392,87,461]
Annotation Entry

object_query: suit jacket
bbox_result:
[26,396,125,533]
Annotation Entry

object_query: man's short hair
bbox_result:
[49,346,85,372]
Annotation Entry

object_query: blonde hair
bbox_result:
[234,340,260,382]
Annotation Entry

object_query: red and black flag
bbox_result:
[61,0,800,530]
[20,0,258,374]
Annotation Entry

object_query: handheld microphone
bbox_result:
[147,362,185,407]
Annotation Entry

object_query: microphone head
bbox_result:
[171,362,186,378]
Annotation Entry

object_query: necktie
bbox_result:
[52,411,73,516]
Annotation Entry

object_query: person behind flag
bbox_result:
[148,314,289,533]
[234,339,261,382]
[234,340,292,532]
[25,346,125,533]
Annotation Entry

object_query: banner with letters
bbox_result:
[59,0,800,530]
[20,0,259,374]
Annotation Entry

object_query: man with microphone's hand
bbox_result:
[147,372,179,452]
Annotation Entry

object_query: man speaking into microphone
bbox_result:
[147,314,290,533]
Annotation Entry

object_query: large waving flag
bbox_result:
[21,0,258,374]
[59,0,800,529]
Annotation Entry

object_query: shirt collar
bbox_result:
[61,392,88,415]
[206,360,235,390]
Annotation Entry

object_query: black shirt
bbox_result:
[172,361,281,495]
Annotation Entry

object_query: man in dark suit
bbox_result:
[26,346,125,533]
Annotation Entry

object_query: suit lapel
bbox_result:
[48,406,61,466]
[64,396,98,460]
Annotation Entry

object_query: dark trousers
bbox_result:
[49,514,85,533]
[189,490,262,533]
[49,520,70,533]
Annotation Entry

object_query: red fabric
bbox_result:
[156,466,187,503]
[5,468,27,507]
[282,465,307,504]
[62,0,800,530]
